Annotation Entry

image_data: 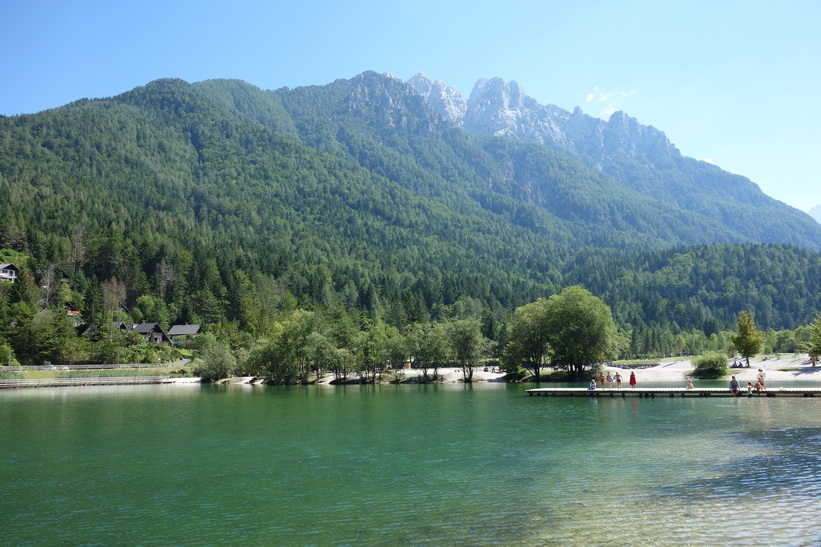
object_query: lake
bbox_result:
[2,382,820,545]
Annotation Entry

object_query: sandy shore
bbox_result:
[388,354,821,385]
[608,354,821,385]
[229,354,820,385]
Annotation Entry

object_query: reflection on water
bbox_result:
[1,383,820,545]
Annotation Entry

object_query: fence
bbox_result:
[0,376,172,388]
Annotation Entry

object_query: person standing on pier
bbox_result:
[629,371,637,389]
[729,376,740,394]
[614,372,622,389]
[606,371,613,388]
[757,369,767,390]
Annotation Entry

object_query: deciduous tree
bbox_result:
[405,321,448,382]
[543,286,617,376]
[193,343,236,382]
[504,298,550,382]
[447,318,493,382]
[806,313,821,366]
[731,310,763,367]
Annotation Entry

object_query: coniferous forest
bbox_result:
[1,73,819,378]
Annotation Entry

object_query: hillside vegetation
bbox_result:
[1,73,819,369]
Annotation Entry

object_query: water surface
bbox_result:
[1,383,820,545]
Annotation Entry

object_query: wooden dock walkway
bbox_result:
[0,376,173,389]
[526,387,821,398]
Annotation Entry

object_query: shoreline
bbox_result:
[4,354,818,389]
[233,353,821,386]
[338,354,820,385]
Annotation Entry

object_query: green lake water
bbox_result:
[2,382,821,545]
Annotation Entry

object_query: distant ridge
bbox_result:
[407,72,821,251]
[810,204,821,224]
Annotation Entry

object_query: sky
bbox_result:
[2,0,819,213]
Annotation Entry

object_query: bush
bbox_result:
[0,343,20,367]
[691,352,728,379]
[503,370,526,382]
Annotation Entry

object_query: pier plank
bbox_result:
[526,387,821,397]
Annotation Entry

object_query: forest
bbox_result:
[1,74,820,380]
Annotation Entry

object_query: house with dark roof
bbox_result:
[168,324,202,347]
[0,263,19,283]
[127,322,169,344]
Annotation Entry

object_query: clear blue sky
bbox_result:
[2,0,819,212]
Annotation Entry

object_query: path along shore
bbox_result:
[303,354,819,385]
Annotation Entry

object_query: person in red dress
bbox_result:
[629,371,637,389]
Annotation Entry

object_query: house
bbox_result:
[66,309,83,327]
[168,324,202,347]
[0,263,19,283]
[127,322,170,344]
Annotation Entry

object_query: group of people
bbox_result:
[729,369,767,396]
[586,367,768,395]
[588,370,637,390]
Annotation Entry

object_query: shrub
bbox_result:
[691,352,728,379]
[0,343,20,367]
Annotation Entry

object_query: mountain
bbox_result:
[406,73,467,122]
[407,73,821,251]
[1,72,819,335]
[810,204,821,224]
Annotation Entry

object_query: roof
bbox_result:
[168,324,201,336]
[128,322,164,334]
[0,263,19,270]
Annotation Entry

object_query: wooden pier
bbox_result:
[526,387,821,398]
[0,376,174,389]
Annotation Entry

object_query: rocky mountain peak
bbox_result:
[461,78,539,140]
[406,73,467,122]
[604,110,679,158]
[345,71,439,133]
[467,77,526,107]
[407,74,681,165]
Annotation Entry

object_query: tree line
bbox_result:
[3,260,820,385]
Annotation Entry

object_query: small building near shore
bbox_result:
[127,322,169,344]
[168,324,201,347]
[0,263,19,283]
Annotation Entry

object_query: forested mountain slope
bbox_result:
[266,72,821,250]
[0,77,571,326]
[563,244,821,331]
[0,72,819,336]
